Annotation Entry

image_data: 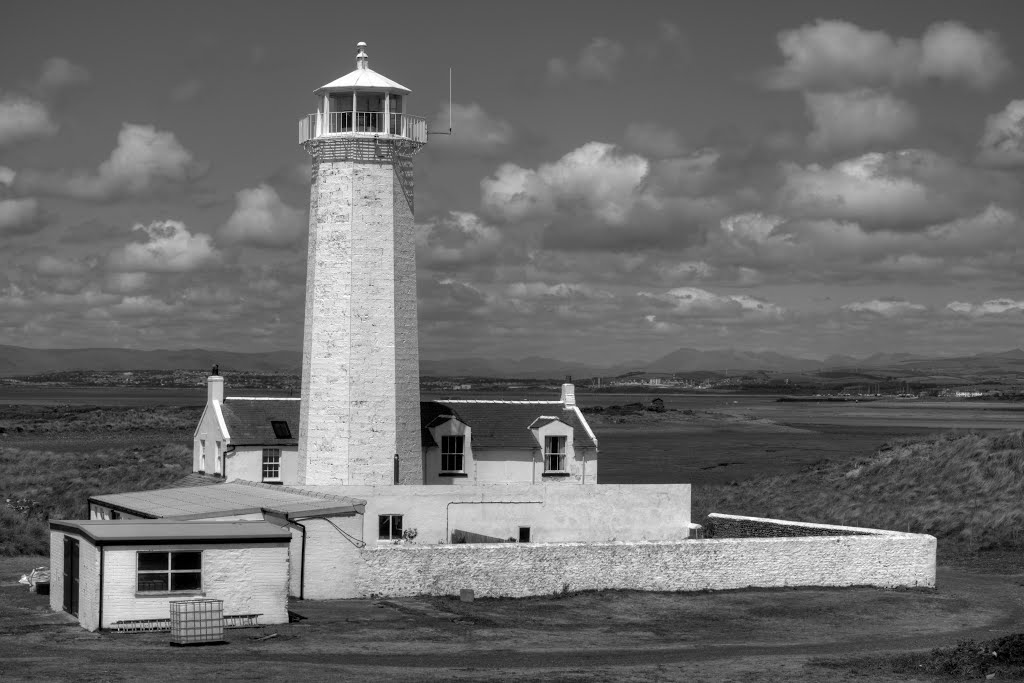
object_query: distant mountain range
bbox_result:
[4,344,1024,380]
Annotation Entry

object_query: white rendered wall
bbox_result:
[224,446,298,484]
[298,152,421,486]
[48,531,101,631]
[193,404,224,474]
[98,542,289,628]
[315,483,691,546]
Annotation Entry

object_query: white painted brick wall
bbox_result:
[298,151,421,486]
[47,531,101,630]
[357,529,936,598]
[100,543,289,628]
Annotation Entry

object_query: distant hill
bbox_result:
[0,345,300,376]
[5,343,1024,381]
[645,348,823,373]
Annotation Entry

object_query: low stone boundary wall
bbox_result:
[707,513,871,538]
[358,515,936,598]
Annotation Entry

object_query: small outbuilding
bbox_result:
[49,519,291,632]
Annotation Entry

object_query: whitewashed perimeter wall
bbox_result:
[357,520,936,598]
[100,543,290,629]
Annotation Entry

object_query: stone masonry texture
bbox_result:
[298,143,422,486]
[356,519,936,598]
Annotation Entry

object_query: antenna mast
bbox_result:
[428,68,453,136]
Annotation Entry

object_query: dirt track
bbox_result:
[3,557,1023,682]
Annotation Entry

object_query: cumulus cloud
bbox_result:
[624,122,686,158]
[108,220,220,273]
[778,151,967,230]
[13,123,203,201]
[218,184,306,248]
[765,20,1009,91]
[417,211,502,267]
[36,57,90,94]
[978,100,1024,167]
[0,198,44,235]
[703,204,1022,284]
[547,37,625,83]
[430,102,513,155]
[0,94,58,146]
[805,90,917,152]
[946,299,1024,316]
[641,287,786,321]
[841,299,927,317]
[482,142,724,250]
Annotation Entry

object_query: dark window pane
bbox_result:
[271,421,292,439]
[379,515,392,539]
[171,552,201,570]
[138,573,168,592]
[138,552,168,571]
[171,572,202,591]
[392,515,403,537]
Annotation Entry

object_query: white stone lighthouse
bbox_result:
[297,42,427,486]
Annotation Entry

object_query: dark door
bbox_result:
[62,536,79,616]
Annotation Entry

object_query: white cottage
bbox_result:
[194,375,598,487]
[49,519,291,631]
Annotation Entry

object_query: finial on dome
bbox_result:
[356,41,368,70]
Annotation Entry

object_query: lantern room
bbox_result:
[299,42,427,146]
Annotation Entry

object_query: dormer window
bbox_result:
[441,435,464,473]
[544,436,566,472]
[271,421,292,439]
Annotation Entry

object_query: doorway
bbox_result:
[62,536,79,616]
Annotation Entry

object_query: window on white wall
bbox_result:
[379,514,403,541]
[137,551,202,592]
[215,441,222,475]
[544,436,566,472]
[262,448,281,482]
[440,435,464,472]
[199,439,206,472]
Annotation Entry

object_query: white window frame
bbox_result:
[544,435,567,472]
[136,550,203,594]
[262,448,282,482]
[440,435,465,473]
[379,514,403,541]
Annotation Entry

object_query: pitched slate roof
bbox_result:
[427,400,598,450]
[90,480,365,521]
[221,398,299,446]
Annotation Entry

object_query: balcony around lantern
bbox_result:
[299,111,427,145]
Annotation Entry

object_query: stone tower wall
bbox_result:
[298,141,422,485]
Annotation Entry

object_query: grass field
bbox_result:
[693,429,1024,564]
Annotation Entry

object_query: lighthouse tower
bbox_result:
[297,42,427,486]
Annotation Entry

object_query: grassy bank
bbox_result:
[1,441,192,556]
[694,429,1024,560]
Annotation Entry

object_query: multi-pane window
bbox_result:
[441,435,464,472]
[137,551,202,592]
[379,514,403,541]
[544,436,566,472]
[262,448,281,481]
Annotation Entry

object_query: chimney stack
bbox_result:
[207,374,224,403]
[561,383,576,407]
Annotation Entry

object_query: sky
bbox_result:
[2,1,1024,364]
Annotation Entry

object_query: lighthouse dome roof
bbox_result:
[314,42,411,95]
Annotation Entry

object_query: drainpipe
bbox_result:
[98,546,104,631]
